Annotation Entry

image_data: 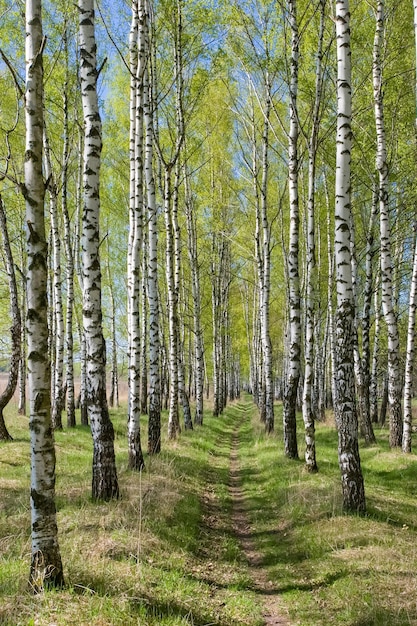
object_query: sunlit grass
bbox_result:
[240,404,417,626]
[0,399,263,626]
[2,395,417,625]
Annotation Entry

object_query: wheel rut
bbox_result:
[229,403,291,626]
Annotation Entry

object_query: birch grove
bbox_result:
[2,0,417,573]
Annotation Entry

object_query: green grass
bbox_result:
[239,405,417,626]
[0,401,263,626]
[1,397,417,625]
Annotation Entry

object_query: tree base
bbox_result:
[29,548,64,593]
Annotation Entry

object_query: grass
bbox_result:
[239,406,417,626]
[1,396,417,625]
[0,400,263,626]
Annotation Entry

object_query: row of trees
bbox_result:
[1,0,417,591]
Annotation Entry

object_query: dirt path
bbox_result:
[229,406,291,626]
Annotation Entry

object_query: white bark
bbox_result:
[61,61,76,428]
[127,0,145,471]
[25,0,63,589]
[334,0,365,512]
[283,0,300,459]
[79,0,119,499]
[302,0,325,472]
[403,230,417,453]
[259,79,274,433]
[183,160,204,425]
[402,0,417,453]
[0,196,21,441]
[373,0,402,447]
[43,129,64,431]
[144,34,161,453]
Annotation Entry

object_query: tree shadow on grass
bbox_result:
[351,607,417,626]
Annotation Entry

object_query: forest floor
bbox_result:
[2,395,417,625]
[228,405,290,625]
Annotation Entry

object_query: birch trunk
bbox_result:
[75,123,88,426]
[127,0,145,471]
[143,19,161,453]
[283,0,300,459]
[79,0,119,499]
[18,266,27,416]
[107,246,119,409]
[302,0,325,472]
[61,62,76,428]
[359,195,377,444]
[43,130,64,431]
[0,196,21,441]
[370,271,381,423]
[25,0,64,589]
[140,241,148,415]
[402,0,417,453]
[165,166,180,438]
[373,0,402,447]
[403,228,417,453]
[334,0,366,513]
[259,80,274,433]
[184,161,204,425]
[173,159,192,430]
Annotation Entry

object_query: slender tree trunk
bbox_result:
[143,10,161,453]
[373,0,402,447]
[164,166,180,438]
[403,226,417,453]
[0,196,21,441]
[173,159,192,430]
[18,269,26,417]
[283,0,300,459]
[79,0,119,499]
[183,161,204,426]
[359,195,377,444]
[43,130,64,431]
[140,240,148,415]
[256,79,274,433]
[108,251,119,409]
[61,55,76,429]
[334,0,366,513]
[402,0,417,453]
[127,0,145,471]
[302,0,325,472]
[75,123,88,427]
[25,0,64,589]
[370,270,381,423]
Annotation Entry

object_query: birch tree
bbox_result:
[43,129,64,431]
[61,44,76,429]
[25,0,64,589]
[301,0,326,472]
[373,0,402,447]
[127,0,145,471]
[144,0,161,454]
[402,0,417,453]
[0,197,21,442]
[79,0,119,499]
[283,0,300,459]
[183,159,205,425]
[334,0,366,512]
